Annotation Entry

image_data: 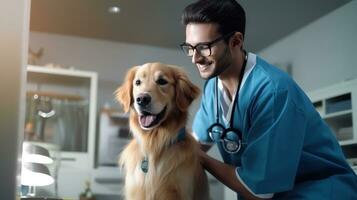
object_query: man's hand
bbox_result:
[198,149,269,200]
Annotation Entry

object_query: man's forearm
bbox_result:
[200,152,266,200]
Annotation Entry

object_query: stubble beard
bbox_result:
[206,46,232,79]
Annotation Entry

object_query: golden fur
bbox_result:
[116,62,209,200]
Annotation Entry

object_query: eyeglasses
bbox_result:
[180,32,234,57]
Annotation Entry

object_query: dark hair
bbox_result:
[182,0,246,39]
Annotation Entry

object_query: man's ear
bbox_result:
[115,66,138,113]
[231,32,244,49]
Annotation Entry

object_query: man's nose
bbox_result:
[191,49,203,64]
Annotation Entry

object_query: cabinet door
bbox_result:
[57,165,92,199]
[25,66,97,168]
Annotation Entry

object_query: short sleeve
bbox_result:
[192,81,214,144]
[237,89,307,194]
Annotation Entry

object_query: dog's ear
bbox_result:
[115,66,138,113]
[175,68,200,112]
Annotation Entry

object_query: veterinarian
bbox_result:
[180,0,357,199]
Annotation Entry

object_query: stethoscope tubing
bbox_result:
[208,50,248,153]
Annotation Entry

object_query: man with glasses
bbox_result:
[181,0,357,199]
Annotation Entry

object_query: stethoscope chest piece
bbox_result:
[223,129,242,153]
[208,123,225,141]
[224,139,240,152]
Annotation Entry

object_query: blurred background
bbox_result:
[1,0,357,200]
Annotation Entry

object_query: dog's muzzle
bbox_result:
[136,93,151,107]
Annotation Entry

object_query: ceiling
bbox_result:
[30,0,351,52]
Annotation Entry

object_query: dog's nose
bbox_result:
[136,94,151,107]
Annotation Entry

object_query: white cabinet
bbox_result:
[91,166,123,198]
[93,110,130,197]
[97,110,130,167]
[25,65,98,198]
[307,79,357,145]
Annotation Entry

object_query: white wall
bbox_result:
[29,32,203,111]
[259,1,357,92]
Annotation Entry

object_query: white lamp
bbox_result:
[21,163,54,186]
[22,142,54,164]
[21,142,55,197]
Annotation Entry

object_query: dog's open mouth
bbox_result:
[139,106,167,129]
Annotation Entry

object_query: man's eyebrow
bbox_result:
[183,41,211,47]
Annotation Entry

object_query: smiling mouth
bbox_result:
[138,106,167,129]
[198,65,208,70]
[197,62,212,70]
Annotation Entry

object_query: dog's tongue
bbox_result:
[140,115,156,127]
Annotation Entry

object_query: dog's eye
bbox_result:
[156,78,168,85]
[135,79,141,86]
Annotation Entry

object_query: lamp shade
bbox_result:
[22,142,53,164]
[21,163,54,186]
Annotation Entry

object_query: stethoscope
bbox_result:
[207,50,248,154]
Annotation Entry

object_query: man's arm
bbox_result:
[198,149,270,200]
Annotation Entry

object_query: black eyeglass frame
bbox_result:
[180,32,235,57]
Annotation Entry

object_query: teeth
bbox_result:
[198,65,207,70]
[198,64,211,70]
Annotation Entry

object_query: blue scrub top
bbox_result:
[192,55,357,199]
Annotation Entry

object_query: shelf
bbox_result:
[324,111,352,126]
[27,90,84,101]
[340,139,357,146]
[325,93,352,114]
[325,112,353,142]
[324,109,352,119]
[28,65,96,78]
[307,79,357,148]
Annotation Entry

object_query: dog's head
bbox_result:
[116,63,200,131]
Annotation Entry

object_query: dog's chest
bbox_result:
[129,156,195,198]
[131,151,189,184]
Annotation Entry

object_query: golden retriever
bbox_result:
[115,62,209,200]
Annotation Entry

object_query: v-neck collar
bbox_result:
[217,52,256,124]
